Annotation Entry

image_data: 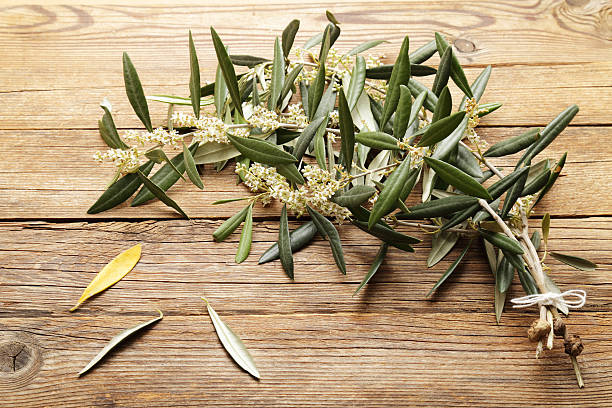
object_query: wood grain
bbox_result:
[1,1,611,406]
[0,126,609,219]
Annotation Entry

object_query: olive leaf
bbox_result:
[88,161,154,214]
[428,230,460,268]
[416,111,466,147]
[183,142,204,190]
[188,30,201,117]
[533,152,567,207]
[331,185,376,207]
[455,143,483,178]
[78,310,163,376]
[259,221,317,264]
[365,64,436,79]
[145,149,185,180]
[227,134,297,166]
[70,243,142,311]
[338,89,355,172]
[380,36,410,128]
[483,128,540,157]
[398,195,479,219]
[308,61,326,119]
[517,104,578,168]
[132,144,198,206]
[354,243,388,295]
[549,252,597,271]
[427,240,472,297]
[496,256,514,294]
[431,46,452,96]
[459,65,492,110]
[346,55,366,110]
[352,220,419,252]
[202,298,260,379]
[347,40,387,56]
[278,204,294,279]
[229,55,270,67]
[306,206,346,274]
[355,131,401,150]
[268,37,285,110]
[277,163,305,185]
[409,40,437,64]
[434,32,473,98]
[122,53,152,132]
[235,203,253,263]
[99,101,128,149]
[210,27,243,117]
[479,229,524,254]
[393,85,412,139]
[431,117,468,161]
[500,163,529,218]
[542,212,551,249]
[213,204,251,242]
[423,157,492,200]
[136,171,188,218]
[293,116,327,161]
[518,267,539,296]
[280,64,303,104]
[368,157,412,229]
[431,86,452,123]
[282,19,300,58]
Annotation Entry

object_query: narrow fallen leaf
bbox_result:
[202,297,260,379]
[78,310,162,376]
[70,244,142,311]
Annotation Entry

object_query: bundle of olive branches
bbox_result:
[89,12,596,386]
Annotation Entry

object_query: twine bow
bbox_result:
[510,289,587,310]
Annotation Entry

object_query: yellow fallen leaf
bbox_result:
[70,243,142,312]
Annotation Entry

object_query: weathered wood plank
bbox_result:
[0,2,611,129]
[1,311,611,407]
[0,126,609,219]
[0,218,609,314]
[1,218,611,405]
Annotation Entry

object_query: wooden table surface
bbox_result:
[1,1,611,406]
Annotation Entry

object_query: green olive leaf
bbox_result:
[122,52,152,132]
[431,46,452,96]
[380,36,410,128]
[88,161,154,214]
[293,116,327,161]
[455,143,483,178]
[136,171,188,218]
[365,64,436,79]
[229,55,270,67]
[213,204,251,242]
[533,152,567,207]
[479,229,524,254]
[346,55,366,110]
[279,64,303,104]
[306,206,346,274]
[355,131,401,150]
[227,134,297,166]
[308,61,326,120]
[188,30,201,117]
[434,32,473,98]
[353,243,388,295]
[409,40,437,64]
[183,142,203,190]
[496,256,514,294]
[214,63,228,118]
[427,240,472,297]
[428,230,460,268]
[338,89,355,172]
[483,128,540,158]
[459,65,492,110]
[276,163,305,185]
[549,252,597,271]
[398,195,479,219]
[347,40,387,56]
[78,310,163,376]
[282,19,300,58]
[235,203,253,263]
[268,37,285,110]
[423,157,492,199]
[517,105,578,168]
[259,221,317,264]
[331,185,376,207]
[416,111,466,147]
[278,204,294,279]
[201,298,260,379]
[542,212,550,248]
[367,158,412,229]
[393,85,412,139]
[431,86,452,123]
[352,220,419,252]
[210,27,243,117]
